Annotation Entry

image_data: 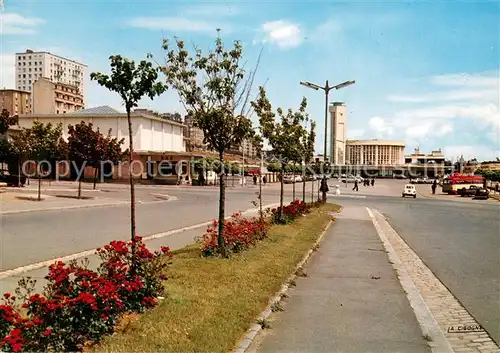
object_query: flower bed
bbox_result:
[0,237,172,352]
[271,200,311,224]
[199,213,269,257]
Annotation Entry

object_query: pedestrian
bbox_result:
[371,178,375,186]
[263,175,267,185]
[431,180,437,195]
[352,179,359,191]
[253,175,257,185]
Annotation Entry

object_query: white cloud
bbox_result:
[128,17,228,33]
[0,12,44,35]
[0,54,15,89]
[259,20,303,49]
[431,72,499,88]
[368,116,394,137]
[388,89,497,103]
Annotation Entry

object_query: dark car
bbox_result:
[459,185,478,197]
[473,187,489,200]
[0,170,27,187]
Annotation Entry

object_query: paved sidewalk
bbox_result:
[249,206,431,353]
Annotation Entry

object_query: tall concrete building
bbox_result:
[0,89,32,115]
[329,102,347,165]
[15,49,86,98]
[32,77,84,114]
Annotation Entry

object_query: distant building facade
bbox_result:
[404,148,445,165]
[346,139,405,166]
[15,49,86,97]
[33,77,84,114]
[0,89,31,115]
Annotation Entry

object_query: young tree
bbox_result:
[252,86,308,222]
[162,34,258,258]
[67,121,100,199]
[252,133,264,223]
[12,122,62,200]
[94,129,126,189]
[90,56,166,241]
[301,120,316,203]
[0,109,18,178]
[0,109,18,135]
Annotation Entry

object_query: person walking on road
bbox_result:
[371,178,375,186]
[253,175,257,185]
[352,179,359,191]
[431,180,437,195]
[263,175,267,185]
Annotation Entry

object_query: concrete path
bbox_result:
[249,206,431,353]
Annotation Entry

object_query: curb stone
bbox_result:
[232,208,336,353]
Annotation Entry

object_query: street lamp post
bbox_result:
[300,79,355,202]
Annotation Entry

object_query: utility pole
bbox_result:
[300,79,355,203]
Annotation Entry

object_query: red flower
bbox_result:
[43,329,51,337]
[3,293,11,299]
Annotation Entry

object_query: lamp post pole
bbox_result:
[300,79,355,203]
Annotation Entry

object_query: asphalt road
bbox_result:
[0,183,313,270]
[1,180,499,345]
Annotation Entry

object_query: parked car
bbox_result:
[394,174,407,179]
[459,185,478,197]
[473,187,489,200]
[0,169,26,187]
[402,184,417,198]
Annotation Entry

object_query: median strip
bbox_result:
[91,204,340,353]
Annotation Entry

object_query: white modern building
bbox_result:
[17,106,185,153]
[15,49,87,97]
[346,139,406,166]
[330,102,347,165]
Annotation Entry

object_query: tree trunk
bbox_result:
[17,161,21,188]
[78,179,82,199]
[259,173,263,223]
[37,174,41,201]
[279,166,284,222]
[302,176,306,203]
[126,108,136,241]
[311,178,314,203]
[93,167,98,190]
[218,151,228,258]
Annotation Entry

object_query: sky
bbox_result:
[0,0,499,161]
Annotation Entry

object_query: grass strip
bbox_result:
[94,203,340,353]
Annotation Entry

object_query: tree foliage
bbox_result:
[251,86,309,221]
[90,56,166,112]
[162,33,259,258]
[91,55,166,242]
[0,109,18,135]
[161,34,257,154]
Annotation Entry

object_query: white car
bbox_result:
[402,184,417,198]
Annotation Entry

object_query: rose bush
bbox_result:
[199,213,269,257]
[271,200,310,224]
[0,237,172,352]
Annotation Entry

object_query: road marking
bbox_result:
[366,207,454,353]
[367,207,500,353]
[328,194,367,199]
[0,202,280,280]
[0,200,130,215]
